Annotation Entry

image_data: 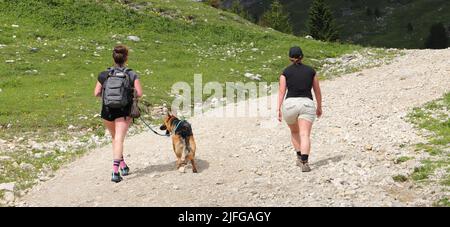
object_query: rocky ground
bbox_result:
[6,49,450,206]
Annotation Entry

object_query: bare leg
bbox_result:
[103,120,116,154]
[287,122,301,152]
[113,117,132,160]
[298,119,313,155]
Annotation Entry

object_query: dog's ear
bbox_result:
[160,124,167,130]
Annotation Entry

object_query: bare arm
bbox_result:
[312,76,322,117]
[278,75,287,122]
[94,81,102,97]
[134,79,143,98]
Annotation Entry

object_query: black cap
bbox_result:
[289,46,303,58]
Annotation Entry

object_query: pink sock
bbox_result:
[120,158,127,168]
[113,160,120,173]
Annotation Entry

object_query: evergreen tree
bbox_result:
[230,0,252,22]
[259,0,293,34]
[407,22,413,33]
[366,7,372,17]
[374,8,381,18]
[307,0,339,41]
[230,0,241,14]
[204,0,221,9]
[425,22,448,49]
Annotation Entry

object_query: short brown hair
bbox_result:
[113,45,129,66]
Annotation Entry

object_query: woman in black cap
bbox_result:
[277,46,322,172]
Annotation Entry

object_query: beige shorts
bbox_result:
[282,97,316,125]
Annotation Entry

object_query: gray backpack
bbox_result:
[102,67,133,109]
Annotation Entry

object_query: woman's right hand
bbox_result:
[316,106,322,118]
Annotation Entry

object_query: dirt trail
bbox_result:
[18,49,450,206]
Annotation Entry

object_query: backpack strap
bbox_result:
[107,67,114,75]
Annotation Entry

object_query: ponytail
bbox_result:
[290,57,302,65]
[113,45,129,67]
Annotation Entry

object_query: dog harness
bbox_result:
[171,119,184,135]
[171,119,192,138]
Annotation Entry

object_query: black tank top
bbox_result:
[282,63,316,100]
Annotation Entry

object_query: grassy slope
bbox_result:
[0,0,361,138]
[243,0,450,49]
[0,0,374,195]
[407,93,450,206]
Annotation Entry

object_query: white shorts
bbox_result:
[282,97,316,125]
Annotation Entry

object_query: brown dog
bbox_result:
[160,113,197,173]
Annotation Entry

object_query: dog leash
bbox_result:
[139,116,169,137]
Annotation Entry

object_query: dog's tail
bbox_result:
[184,136,192,155]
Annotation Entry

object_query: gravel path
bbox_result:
[18,49,450,206]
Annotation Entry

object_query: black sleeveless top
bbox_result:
[282,63,316,100]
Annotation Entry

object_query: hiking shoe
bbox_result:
[300,162,311,172]
[296,158,303,167]
[111,172,122,183]
[120,166,130,176]
[296,159,311,172]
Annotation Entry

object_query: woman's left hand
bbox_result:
[278,109,282,122]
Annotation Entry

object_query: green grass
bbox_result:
[394,156,413,164]
[0,0,368,138]
[433,198,450,207]
[407,92,450,205]
[0,0,394,200]
[392,174,408,182]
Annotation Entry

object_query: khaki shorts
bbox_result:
[282,97,316,125]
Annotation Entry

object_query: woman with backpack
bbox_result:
[277,46,322,172]
[94,45,143,183]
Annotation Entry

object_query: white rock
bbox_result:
[68,125,76,130]
[20,163,35,171]
[11,24,19,28]
[325,58,337,64]
[5,60,15,63]
[0,182,15,191]
[44,150,55,157]
[31,143,43,151]
[127,36,140,42]
[33,153,43,159]
[305,35,314,39]
[244,73,262,81]
[0,156,12,161]
[3,191,14,202]
[364,144,373,151]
